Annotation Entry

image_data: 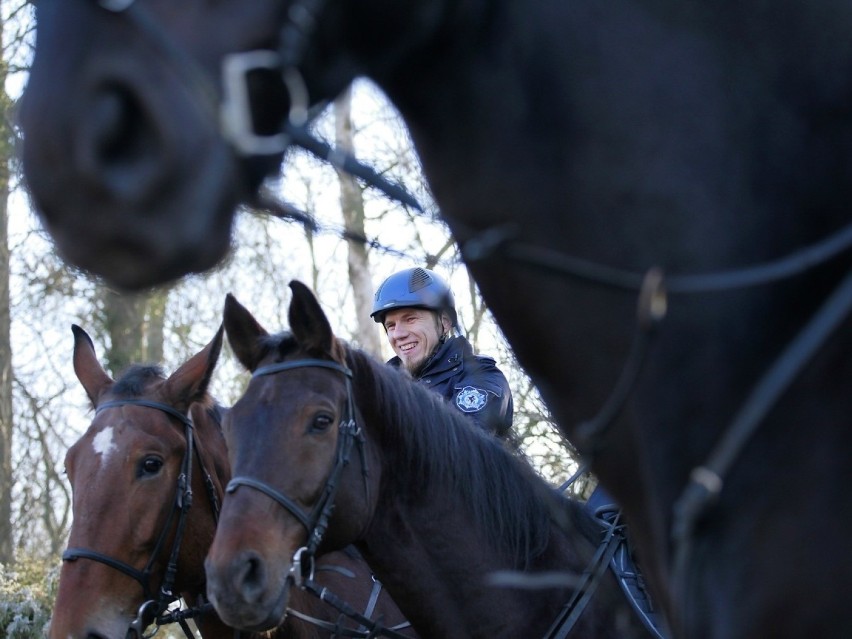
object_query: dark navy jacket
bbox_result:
[388,336,514,437]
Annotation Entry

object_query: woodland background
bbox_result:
[0,3,588,636]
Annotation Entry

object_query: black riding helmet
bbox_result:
[371,267,458,328]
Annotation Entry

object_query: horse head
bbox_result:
[51,324,228,639]
[20,0,431,288]
[21,0,293,288]
[205,281,379,632]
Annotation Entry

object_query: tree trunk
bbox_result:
[101,289,148,375]
[334,87,383,359]
[144,288,169,365]
[99,288,169,377]
[0,39,13,564]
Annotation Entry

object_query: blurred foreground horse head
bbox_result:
[21,3,852,636]
[20,0,296,287]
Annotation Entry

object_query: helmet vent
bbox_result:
[408,267,433,292]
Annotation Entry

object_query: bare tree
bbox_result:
[334,87,383,358]
[0,76,12,566]
[97,287,171,376]
[0,0,20,563]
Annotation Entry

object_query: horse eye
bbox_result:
[311,414,334,432]
[139,456,164,476]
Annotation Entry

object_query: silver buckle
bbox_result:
[220,50,308,156]
[288,546,315,588]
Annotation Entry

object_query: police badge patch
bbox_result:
[456,386,488,412]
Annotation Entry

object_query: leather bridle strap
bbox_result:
[226,358,364,562]
[226,476,312,531]
[462,220,852,294]
[97,398,192,427]
[670,264,852,613]
[89,0,423,214]
[62,547,149,586]
[62,397,212,639]
[542,513,625,639]
[302,578,415,639]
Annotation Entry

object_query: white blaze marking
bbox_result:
[92,426,117,464]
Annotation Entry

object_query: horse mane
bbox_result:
[255,331,599,568]
[343,345,600,570]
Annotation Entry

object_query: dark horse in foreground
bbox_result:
[54,324,412,639]
[205,281,655,639]
[21,2,852,637]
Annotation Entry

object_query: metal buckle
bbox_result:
[289,546,315,587]
[127,600,160,639]
[220,51,308,156]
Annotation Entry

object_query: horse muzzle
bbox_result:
[205,548,292,632]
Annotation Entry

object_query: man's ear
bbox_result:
[440,312,453,336]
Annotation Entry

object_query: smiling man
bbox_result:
[371,267,514,438]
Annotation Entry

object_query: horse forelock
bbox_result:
[345,346,561,569]
[259,331,297,359]
[111,364,165,397]
[109,364,221,430]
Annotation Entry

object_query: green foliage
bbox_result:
[0,556,58,639]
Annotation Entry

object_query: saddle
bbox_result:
[586,487,669,639]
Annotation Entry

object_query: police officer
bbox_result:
[371,267,514,438]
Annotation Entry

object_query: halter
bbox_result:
[62,398,220,639]
[225,358,370,583]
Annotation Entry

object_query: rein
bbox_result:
[463,220,852,625]
[62,398,220,639]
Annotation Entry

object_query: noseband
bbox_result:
[225,358,369,585]
[62,398,219,639]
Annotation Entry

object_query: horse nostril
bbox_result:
[77,81,162,198]
[235,551,267,603]
[91,84,148,165]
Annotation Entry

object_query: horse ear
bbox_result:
[72,324,114,406]
[223,293,269,372]
[288,280,336,356]
[163,324,224,411]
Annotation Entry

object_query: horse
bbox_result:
[204,280,657,639]
[52,323,414,639]
[20,3,852,637]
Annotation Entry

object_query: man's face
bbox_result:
[383,308,445,375]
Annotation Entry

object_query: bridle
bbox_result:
[62,398,221,639]
[88,0,421,213]
[225,358,416,639]
[463,219,852,629]
[226,358,367,577]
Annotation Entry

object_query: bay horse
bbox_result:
[20,2,852,638]
[205,280,657,639]
[53,324,413,639]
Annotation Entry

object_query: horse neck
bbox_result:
[350,352,596,637]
